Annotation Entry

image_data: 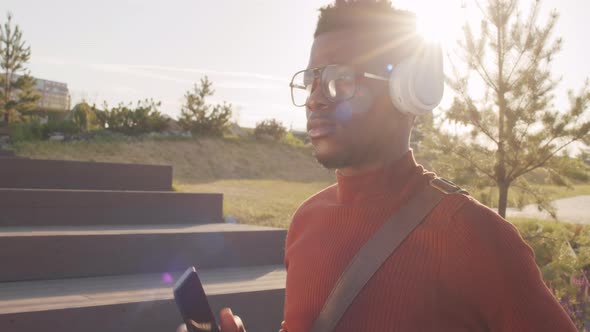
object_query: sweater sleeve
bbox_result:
[442,199,577,331]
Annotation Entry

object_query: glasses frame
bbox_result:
[289,65,389,107]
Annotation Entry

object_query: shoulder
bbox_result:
[294,184,338,217]
[446,196,533,258]
[422,180,531,257]
[288,183,338,228]
[291,183,338,218]
[422,174,521,243]
[453,197,521,237]
[285,183,338,253]
[419,176,473,230]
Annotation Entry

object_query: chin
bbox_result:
[313,148,352,170]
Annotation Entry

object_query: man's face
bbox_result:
[305,29,411,169]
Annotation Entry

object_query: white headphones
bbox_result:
[388,43,444,116]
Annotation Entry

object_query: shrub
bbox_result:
[254,119,287,140]
[281,131,305,147]
[42,120,80,138]
[513,219,590,329]
[69,102,99,132]
[9,121,44,142]
[178,77,232,137]
[95,99,168,136]
[8,119,82,142]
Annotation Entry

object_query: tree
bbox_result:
[179,76,233,137]
[0,13,39,123]
[436,0,590,217]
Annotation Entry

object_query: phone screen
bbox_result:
[173,267,220,332]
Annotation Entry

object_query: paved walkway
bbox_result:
[506,195,590,224]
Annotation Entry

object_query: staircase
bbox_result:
[0,157,286,332]
[0,150,15,158]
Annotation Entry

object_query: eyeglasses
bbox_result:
[289,65,389,107]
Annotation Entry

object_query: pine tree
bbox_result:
[0,13,40,124]
[179,76,232,137]
[437,0,590,217]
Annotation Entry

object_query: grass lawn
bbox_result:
[177,179,333,228]
[179,179,590,228]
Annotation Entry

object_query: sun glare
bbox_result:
[417,16,444,43]
[397,0,467,46]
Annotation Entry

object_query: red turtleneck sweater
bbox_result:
[283,151,576,331]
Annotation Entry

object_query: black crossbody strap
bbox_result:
[310,178,459,332]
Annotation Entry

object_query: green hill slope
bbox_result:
[14,137,333,184]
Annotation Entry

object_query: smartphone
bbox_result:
[173,267,220,332]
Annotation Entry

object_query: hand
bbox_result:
[176,308,246,332]
[279,320,288,332]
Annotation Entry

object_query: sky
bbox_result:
[1,0,589,130]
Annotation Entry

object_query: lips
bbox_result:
[307,119,338,139]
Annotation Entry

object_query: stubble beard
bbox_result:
[313,143,373,170]
[314,150,353,170]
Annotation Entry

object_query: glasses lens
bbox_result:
[322,65,356,102]
[290,70,312,107]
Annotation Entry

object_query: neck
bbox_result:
[338,145,410,177]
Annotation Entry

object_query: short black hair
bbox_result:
[314,0,417,39]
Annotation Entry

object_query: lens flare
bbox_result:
[334,102,354,122]
[162,272,174,284]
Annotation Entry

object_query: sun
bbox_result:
[397,0,467,46]
[416,14,447,43]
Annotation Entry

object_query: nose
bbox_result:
[306,80,329,114]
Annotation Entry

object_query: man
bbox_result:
[180,1,577,331]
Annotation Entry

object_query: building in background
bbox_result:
[32,78,71,122]
[0,76,71,124]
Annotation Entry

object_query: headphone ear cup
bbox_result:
[389,44,445,115]
[389,58,416,114]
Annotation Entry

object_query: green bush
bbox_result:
[69,102,99,132]
[513,219,590,328]
[254,119,287,140]
[42,120,80,138]
[8,119,82,142]
[95,99,168,136]
[9,121,44,142]
[281,131,305,147]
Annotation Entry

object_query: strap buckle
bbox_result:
[429,177,469,195]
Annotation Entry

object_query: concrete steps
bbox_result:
[0,150,15,157]
[0,157,287,331]
[0,224,286,282]
[0,265,286,332]
[0,189,223,227]
[0,158,173,191]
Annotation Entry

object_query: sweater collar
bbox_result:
[336,149,418,204]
